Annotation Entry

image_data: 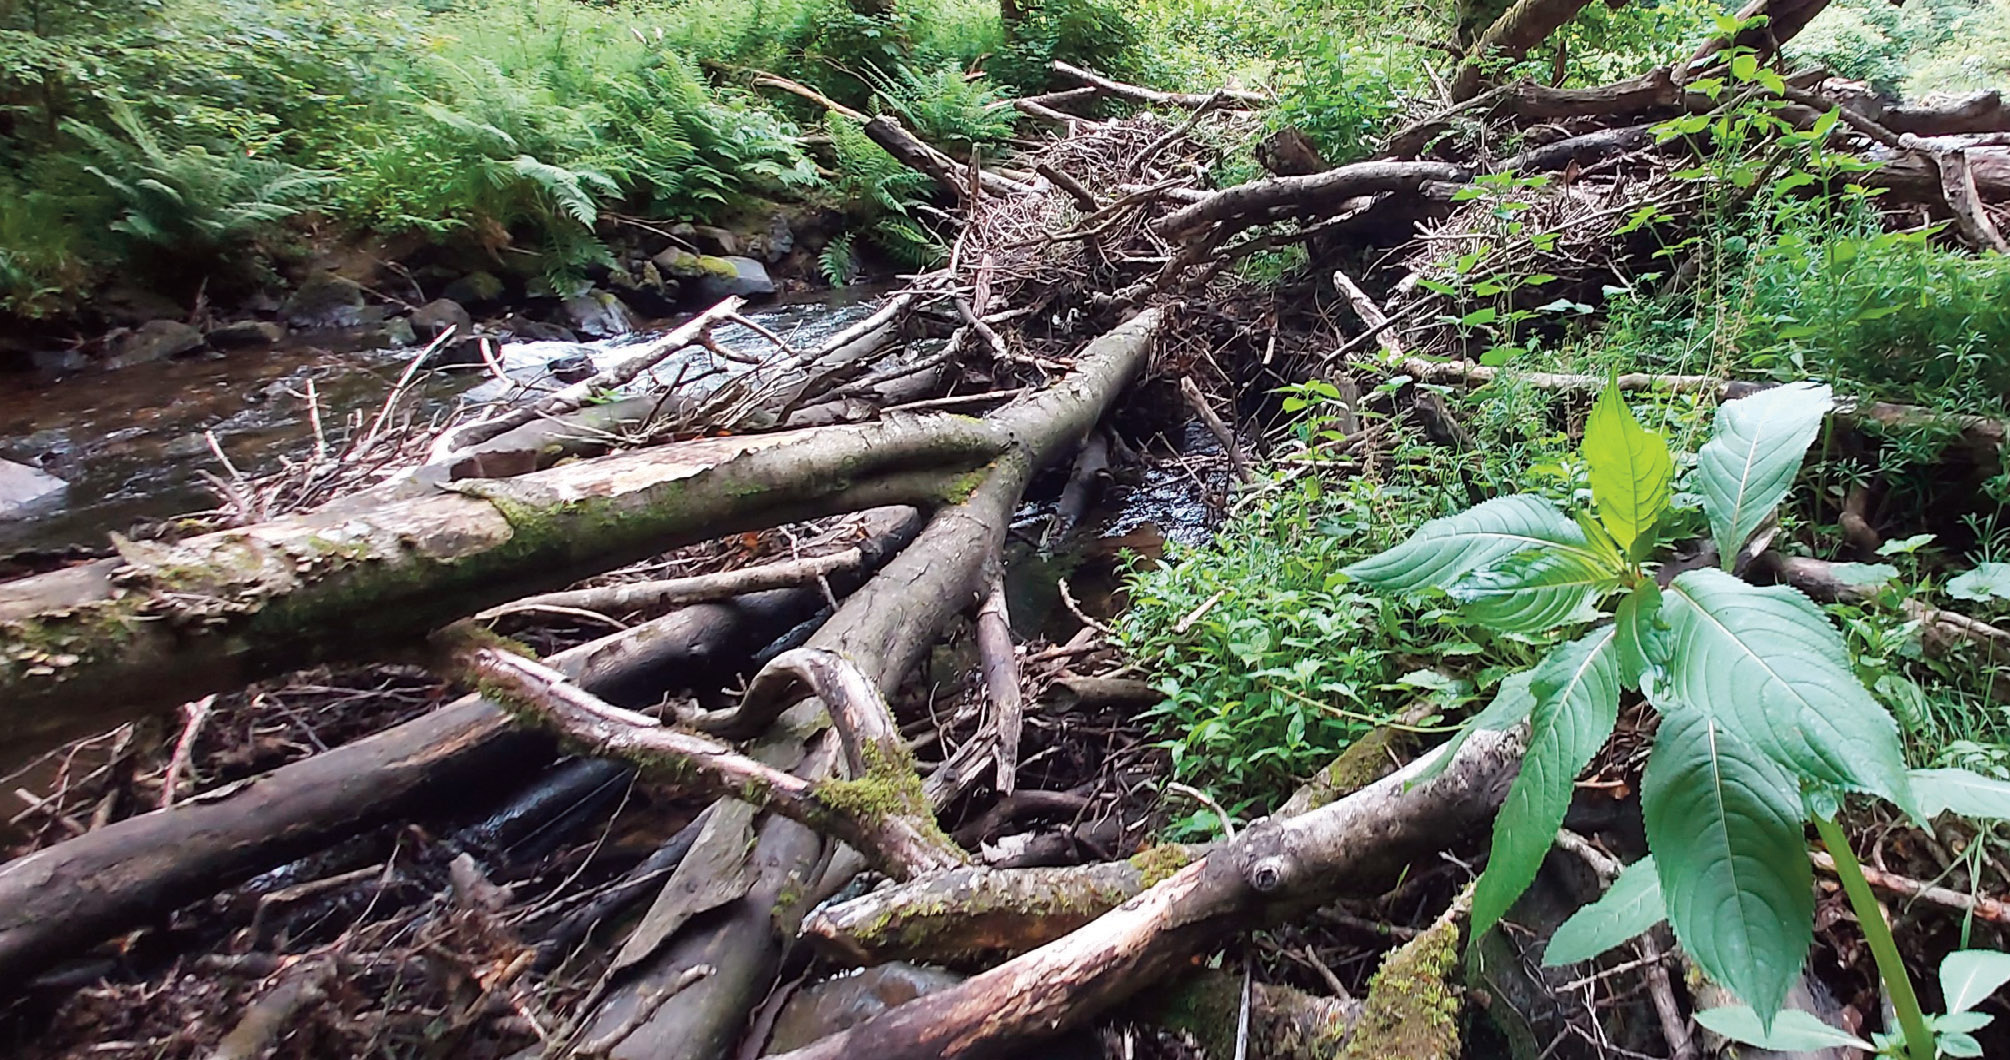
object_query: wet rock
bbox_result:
[442,271,507,307]
[281,274,370,329]
[372,315,418,348]
[106,319,204,368]
[498,315,579,344]
[30,348,90,375]
[410,298,473,341]
[611,260,681,317]
[558,289,636,338]
[766,964,966,1054]
[545,351,597,384]
[681,223,740,256]
[206,320,287,349]
[763,213,796,263]
[421,336,490,371]
[0,459,66,521]
[695,255,776,301]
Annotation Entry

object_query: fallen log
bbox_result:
[1155,161,1469,242]
[768,728,1524,1060]
[0,509,924,990]
[564,307,1174,1060]
[0,405,1026,766]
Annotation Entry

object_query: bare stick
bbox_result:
[1331,269,1406,358]
[467,647,967,878]
[160,695,216,809]
[1180,377,1255,485]
[1050,61,1265,109]
[1810,850,2010,925]
[977,575,1025,795]
[205,955,335,1060]
[479,548,864,622]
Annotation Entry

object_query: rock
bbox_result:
[30,349,90,375]
[372,316,418,349]
[106,319,204,368]
[694,255,776,302]
[498,315,579,344]
[764,213,796,263]
[281,274,370,330]
[410,298,473,341]
[672,223,740,256]
[545,352,597,383]
[651,247,710,280]
[442,271,506,307]
[611,260,681,317]
[96,285,186,327]
[558,290,636,338]
[767,964,966,1054]
[206,320,287,349]
[0,459,66,521]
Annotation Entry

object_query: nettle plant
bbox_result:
[1345,380,2010,1058]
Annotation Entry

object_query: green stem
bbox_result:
[1814,815,1935,1060]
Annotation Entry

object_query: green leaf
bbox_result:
[1947,562,2010,602]
[1411,670,1536,785]
[1942,950,2010,1013]
[1644,709,1813,1023]
[1614,582,1666,689]
[1583,380,1673,550]
[1472,627,1624,938]
[1447,548,1620,633]
[1696,1007,1870,1050]
[1654,569,1913,809]
[1912,768,2010,821]
[1730,54,1760,81]
[1544,855,1666,966]
[1693,382,1832,567]
[1343,495,1592,594]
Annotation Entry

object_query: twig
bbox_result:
[159,694,216,809]
[479,548,864,622]
[1179,377,1255,485]
[1810,850,2010,925]
[977,574,1025,796]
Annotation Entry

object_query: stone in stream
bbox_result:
[106,319,205,368]
[651,247,710,280]
[280,273,370,329]
[695,255,777,301]
[0,459,66,521]
[764,963,966,1054]
[498,315,579,344]
[410,298,473,341]
[206,320,287,349]
[559,289,637,338]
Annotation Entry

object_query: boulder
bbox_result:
[442,271,506,307]
[96,285,186,328]
[610,260,681,317]
[558,290,636,338]
[545,351,598,383]
[694,255,776,301]
[281,274,370,330]
[673,222,741,256]
[0,459,66,521]
[30,349,90,375]
[206,320,287,349]
[651,247,710,280]
[410,298,473,341]
[767,964,966,1054]
[106,319,204,368]
[498,315,579,344]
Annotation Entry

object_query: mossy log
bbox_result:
[765,728,1524,1060]
[0,407,1009,768]
[563,307,1172,1060]
[1335,886,1472,1060]
[0,508,924,991]
[1150,969,1362,1060]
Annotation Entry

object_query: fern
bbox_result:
[819,233,856,286]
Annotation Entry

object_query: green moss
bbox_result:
[1128,844,1194,888]
[1,595,149,683]
[1337,897,1466,1060]
[1286,726,1417,815]
[815,743,931,821]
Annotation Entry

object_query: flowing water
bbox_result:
[0,294,887,555]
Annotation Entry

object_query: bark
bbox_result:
[1449,0,1598,101]
[768,728,1524,1060]
[862,116,1033,200]
[976,576,1025,794]
[1155,161,1469,242]
[1883,91,2010,137]
[567,307,1173,1060]
[478,548,864,622]
[0,413,1018,767]
[0,509,923,990]
[1149,969,1362,1059]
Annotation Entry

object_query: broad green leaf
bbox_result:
[1694,383,1832,567]
[1655,569,1913,809]
[1447,548,1619,633]
[1544,854,1666,966]
[1911,768,2010,821]
[1344,495,1591,593]
[1696,1007,1870,1050]
[1643,709,1812,1023]
[1411,670,1536,785]
[1613,582,1665,689]
[1942,950,2010,1013]
[1583,380,1672,550]
[1947,562,2010,602]
[1473,627,1623,938]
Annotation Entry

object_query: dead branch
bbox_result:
[976,575,1025,795]
[1450,0,1598,101]
[1179,377,1255,484]
[467,646,968,878]
[1810,849,2010,926]
[479,548,863,622]
[1050,61,1266,109]
[1157,160,1468,242]
[205,955,336,1060]
[769,728,1523,1060]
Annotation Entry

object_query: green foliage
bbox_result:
[866,61,1014,155]
[824,113,942,270]
[1345,379,2010,1035]
[991,0,1147,92]
[1543,855,1663,966]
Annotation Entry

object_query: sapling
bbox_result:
[1344,379,2010,1058]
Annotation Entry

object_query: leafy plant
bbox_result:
[1346,378,2010,1055]
[864,60,1014,155]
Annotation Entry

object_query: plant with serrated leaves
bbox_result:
[1346,378,2010,1059]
